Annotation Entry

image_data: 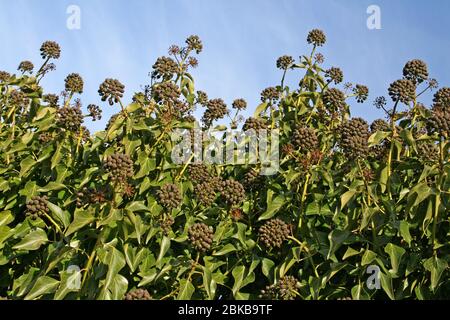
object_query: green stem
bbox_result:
[36,57,50,76]
[298,173,310,229]
[187,252,200,282]
[149,128,168,154]
[63,93,73,109]
[160,288,179,300]
[416,84,431,98]
[224,257,244,277]
[118,98,128,118]
[280,69,287,90]
[75,126,83,154]
[432,138,445,254]
[386,142,394,200]
[175,153,195,181]
[356,161,380,251]
[431,194,440,253]
[309,45,316,63]
[386,101,399,199]
[42,212,64,236]
[357,160,371,206]
[11,112,16,140]
[81,229,103,289]
[270,105,276,130]
[288,236,319,278]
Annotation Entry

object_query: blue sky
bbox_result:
[0,0,449,132]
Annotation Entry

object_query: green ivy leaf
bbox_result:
[135,156,155,179]
[19,181,37,197]
[202,266,217,300]
[258,195,286,221]
[261,258,275,279]
[368,131,390,146]
[37,182,66,192]
[13,228,48,251]
[0,211,14,226]
[47,202,70,229]
[380,272,395,300]
[97,208,123,227]
[98,246,126,296]
[51,142,63,169]
[424,256,447,292]
[231,265,245,296]
[406,182,433,212]
[361,249,377,265]
[384,243,406,276]
[343,247,360,260]
[124,245,148,273]
[399,129,417,153]
[12,267,40,297]
[125,201,150,213]
[106,274,128,300]
[213,243,236,256]
[24,276,59,300]
[54,267,83,300]
[340,190,356,209]
[65,210,95,236]
[253,102,268,117]
[20,156,36,177]
[399,221,412,246]
[177,279,195,300]
[78,167,98,188]
[377,166,388,195]
[156,236,171,265]
[327,229,350,259]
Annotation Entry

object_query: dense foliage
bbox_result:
[0,31,448,300]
